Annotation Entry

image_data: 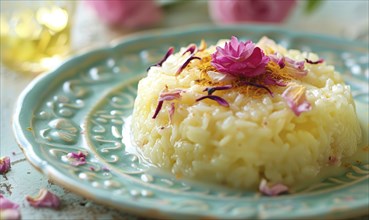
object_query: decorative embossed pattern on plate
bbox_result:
[14,25,369,219]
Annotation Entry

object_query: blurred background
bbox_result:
[1,0,368,76]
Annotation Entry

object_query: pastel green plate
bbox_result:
[13,25,369,219]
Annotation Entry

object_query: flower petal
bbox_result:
[176,56,201,76]
[305,58,324,64]
[0,156,11,174]
[196,95,229,107]
[282,83,312,116]
[147,47,174,71]
[26,189,60,209]
[259,179,289,196]
[203,85,233,95]
[0,194,19,210]
[66,151,87,166]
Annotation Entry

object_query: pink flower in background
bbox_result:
[85,0,163,28]
[209,0,297,24]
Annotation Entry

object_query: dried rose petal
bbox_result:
[203,85,233,95]
[0,156,11,174]
[263,74,287,87]
[66,151,87,166]
[239,81,274,97]
[26,189,60,209]
[268,53,286,69]
[176,56,201,76]
[207,71,236,83]
[196,95,229,107]
[168,102,175,122]
[284,57,308,77]
[305,58,324,64]
[211,36,269,78]
[152,89,184,119]
[0,194,21,220]
[182,44,197,55]
[259,179,289,196]
[147,47,174,71]
[282,83,312,116]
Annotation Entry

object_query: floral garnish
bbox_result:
[182,44,197,55]
[176,56,201,76]
[168,102,176,122]
[239,81,274,97]
[0,194,21,220]
[196,85,232,107]
[259,179,289,196]
[0,156,11,174]
[282,83,312,116]
[147,47,174,71]
[196,95,229,107]
[152,88,184,119]
[203,85,233,95]
[283,57,308,77]
[305,58,324,64]
[66,151,87,166]
[211,36,269,78]
[263,75,287,87]
[26,188,60,209]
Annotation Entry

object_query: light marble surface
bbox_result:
[1,1,368,219]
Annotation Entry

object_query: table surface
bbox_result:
[1,1,368,219]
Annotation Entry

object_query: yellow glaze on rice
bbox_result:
[131,38,362,189]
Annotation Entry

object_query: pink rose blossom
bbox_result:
[26,189,60,209]
[0,194,21,220]
[211,36,269,78]
[85,0,163,28]
[209,0,296,24]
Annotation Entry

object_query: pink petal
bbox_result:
[0,194,21,220]
[305,58,324,64]
[0,156,11,174]
[153,89,184,119]
[26,189,60,209]
[259,179,289,196]
[0,194,19,210]
[176,56,201,76]
[66,151,87,166]
[196,95,230,107]
[282,83,312,116]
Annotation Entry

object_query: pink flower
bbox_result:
[211,36,269,78]
[209,0,296,24]
[26,189,60,209]
[0,156,11,174]
[85,0,163,28]
[0,194,21,220]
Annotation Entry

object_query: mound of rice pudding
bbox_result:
[130,36,362,192]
